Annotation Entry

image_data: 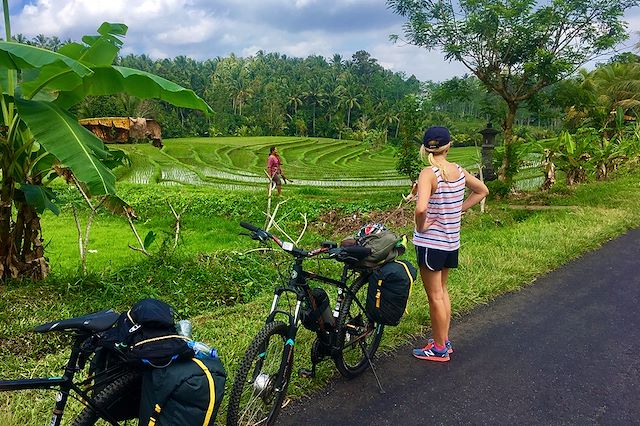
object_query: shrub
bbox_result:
[486,179,512,199]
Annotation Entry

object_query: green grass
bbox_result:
[2,137,639,424]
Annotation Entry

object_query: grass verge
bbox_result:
[1,172,639,425]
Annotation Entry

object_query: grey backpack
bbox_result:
[354,224,405,268]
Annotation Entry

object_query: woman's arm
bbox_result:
[414,168,436,233]
[461,169,489,212]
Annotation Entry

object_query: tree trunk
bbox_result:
[0,176,15,278]
[499,102,518,181]
[0,172,49,281]
[0,203,49,281]
[312,104,316,136]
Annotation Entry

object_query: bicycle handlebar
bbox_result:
[239,222,371,264]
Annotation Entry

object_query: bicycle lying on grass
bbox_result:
[0,310,141,425]
[227,222,387,426]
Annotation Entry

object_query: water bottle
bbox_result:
[176,320,193,338]
[188,340,218,359]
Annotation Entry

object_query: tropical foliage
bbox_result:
[0,12,210,280]
[387,0,638,180]
[75,50,421,141]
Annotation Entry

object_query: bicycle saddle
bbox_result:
[33,309,120,333]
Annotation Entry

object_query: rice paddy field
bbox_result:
[113,136,488,189]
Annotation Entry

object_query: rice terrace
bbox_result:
[116,137,481,189]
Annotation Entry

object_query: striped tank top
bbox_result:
[413,165,465,251]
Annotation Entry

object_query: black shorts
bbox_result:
[415,246,459,271]
[271,174,282,186]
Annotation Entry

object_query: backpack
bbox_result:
[354,223,405,268]
[138,355,227,426]
[99,298,193,368]
[366,259,417,326]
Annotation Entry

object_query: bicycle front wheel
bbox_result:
[334,274,384,378]
[227,320,293,426]
[72,370,141,426]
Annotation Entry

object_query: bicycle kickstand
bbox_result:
[361,342,385,394]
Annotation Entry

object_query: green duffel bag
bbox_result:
[138,356,226,426]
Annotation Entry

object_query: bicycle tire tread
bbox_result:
[72,370,141,426]
[226,320,292,426]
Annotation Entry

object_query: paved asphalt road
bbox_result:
[278,229,640,425]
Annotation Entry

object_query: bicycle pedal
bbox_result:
[298,368,315,379]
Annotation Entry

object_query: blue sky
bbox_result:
[2,0,639,82]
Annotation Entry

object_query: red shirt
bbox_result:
[267,154,281,176]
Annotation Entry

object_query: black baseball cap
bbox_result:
[422,126,451,149]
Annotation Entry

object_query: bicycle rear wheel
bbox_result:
[72,370,141,425]
[226,320,293,426]
[334,274,384,378]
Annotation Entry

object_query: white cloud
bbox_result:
[5,1,640,82]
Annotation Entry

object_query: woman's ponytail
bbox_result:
[421,144,451,181]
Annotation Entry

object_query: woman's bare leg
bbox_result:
[420,265,448,347]
[441,267,451,339]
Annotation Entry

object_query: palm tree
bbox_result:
[119,94,157,118]
[336,83,360,128]
[579,63,640,130]
[32,33,48,48]
[303,76,327,136]
[287,91,303,115]
[377,109,400,143]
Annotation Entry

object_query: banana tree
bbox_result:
[553,131,592,186]
[0,13,212,280]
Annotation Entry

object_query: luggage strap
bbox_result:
[192,358,216,426]
[146,358,216,426]
[392,260,415,315]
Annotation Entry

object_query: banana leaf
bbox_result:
[20,23,129,98]
[56,66,212,114]
[17,99,116,195]
[18,183,60,215]
[0,42,92,76]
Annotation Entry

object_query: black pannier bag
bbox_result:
[366,260,417,326]
[99,298,193,368]
[138,355,227,426]
[300,287,334,331]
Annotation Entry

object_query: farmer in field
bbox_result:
[267,146,285,195]
[412,126,489,362]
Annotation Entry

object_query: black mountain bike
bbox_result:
[0,310,141,425]
[226,222,385,426]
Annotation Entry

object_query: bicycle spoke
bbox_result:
[228,321,291,426]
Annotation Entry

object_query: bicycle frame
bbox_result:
[259,251,369,384]
[0,332,125,426]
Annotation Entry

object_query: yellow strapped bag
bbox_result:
[365,259,417,326]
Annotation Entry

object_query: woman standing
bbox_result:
[267,146,284,196]
[412,126,489,362]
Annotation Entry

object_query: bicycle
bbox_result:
[227,222,386,426]
[0,309,142,425]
